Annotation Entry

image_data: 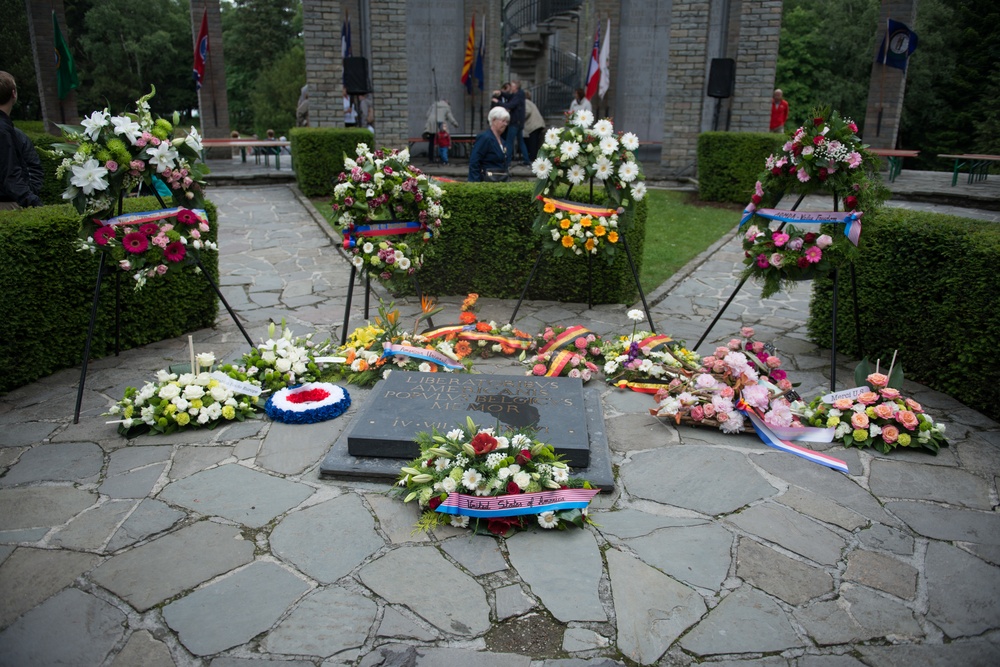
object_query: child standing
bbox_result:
[436,123,452,165]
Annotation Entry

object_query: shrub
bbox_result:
[0,198,219,394]
[290,127,372,196]
[808,208,1000,421]
[697,131,784,203]
[13,123,64,206]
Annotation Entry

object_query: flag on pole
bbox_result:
[474,14,486,90]
[598,19,611,99]
[461,14,476,93]
[342,15,352,59]
[193,9,210,90]
[53,11,79,100]
[876,18,918,71]
[584,25,601,100]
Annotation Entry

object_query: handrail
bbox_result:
[502,0,583,47]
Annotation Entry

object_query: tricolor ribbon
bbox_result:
[615,379,672,394]
[342,221,424,249]
[420,324,470,340]
[636,334,674,351]
[101,207,208,227]
[435,488,600,518]
[739,208,863,246]
[420,324,534,351]
[537,196,618,218]
[537,325,590,356]
[380,343,464,370]
[738,402,849,474]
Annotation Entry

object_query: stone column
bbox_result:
[369,1,408,148]
[25,0,78,134]
[190,0,230,147]
[861,0,917,148]
[660,0,711,176]
[729,0,782,132]
[303,0,343,128]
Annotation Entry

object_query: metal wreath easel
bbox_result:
[693,192,864,392]
[508,179,655,330]
[73,190,254,424]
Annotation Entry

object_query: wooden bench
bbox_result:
[869,148,920,183]
[939,153,1000,186]
[201,139,292,170]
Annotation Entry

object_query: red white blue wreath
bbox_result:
[265,382,351,424]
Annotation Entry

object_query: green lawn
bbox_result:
[310,189,739,295]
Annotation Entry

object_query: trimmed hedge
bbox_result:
[0,198,219,394]
[13,122,64,206]
[808,209,1000,421]
[289,127,373,196]
[358,181,647,304]
[697,131,784,203]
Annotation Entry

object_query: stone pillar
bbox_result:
[303,0,342,128]
[190,0,230,144]
[729,0,782,132]
[660,0,711,176]
[861,0,917,148]
[369,1,408,148]
[25,0,78,134]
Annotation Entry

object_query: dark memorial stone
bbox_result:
[347,372,590,466]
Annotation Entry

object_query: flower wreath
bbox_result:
[77,207,215,290]
[391,418,598,536]
[219,321,334,394]
[265,382,351,424]
[739,108,889,298]
[601,310,700,391]
[524,325,603,381]
[331,144,447,290]
[54,86,208,218]
[531,110,646,261]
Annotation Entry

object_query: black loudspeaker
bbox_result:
[707,58,735,98]
[344,57,371,95]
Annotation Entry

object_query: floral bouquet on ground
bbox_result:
[795,356,948,454]
[391,418,598,536]
[417,294,535,361]
[650,327,802,434]
[217,321,335,394]
[531,110,646,261]
[107,352,259,436]
[331,145,447,290]
[523,325,603,381]
[739,107,889,298]
[601,310,701,390]
[331,299,475,388]
[54,86,208,217]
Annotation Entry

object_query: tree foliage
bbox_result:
[0,0,40,120]
[249,44,305,137]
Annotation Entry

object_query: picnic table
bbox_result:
[938,153,1000,186]
[869,148,920,183]
[201,139,292,170]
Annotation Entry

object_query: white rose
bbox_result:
[275,358,292,373]
[182,384,205,400]
[158,384,181,400]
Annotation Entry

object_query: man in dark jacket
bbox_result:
[501,81,531,167]
[0,71,41,209]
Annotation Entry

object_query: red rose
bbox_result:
[797,257,810,268]
[428,496,442,511]
[848,122,858,132]
[813,135,824,146]
[751,194,762,205]
[844,195,859,211]
[487,516,523,536]
[516,449,532,465]
[470,432,498,455]
[506,481,521,495]
[803,232,818,242]
[813,117,824,126]
[771,167,781,175]
[793,144,803,156]
[817,168,828,181]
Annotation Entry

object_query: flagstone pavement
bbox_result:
[0,183,998,667]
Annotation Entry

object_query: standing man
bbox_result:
[0,71,41,210]
[770,89,789,133]
[523,91,545,163]
[501,81,530,167]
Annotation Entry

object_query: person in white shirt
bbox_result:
[568,88,592,115]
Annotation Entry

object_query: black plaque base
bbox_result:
[320,385,615,492]
[346,372,591,467]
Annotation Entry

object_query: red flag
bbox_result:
[584,25,600,100]
[461,14,475,93]
[193,9,209,90]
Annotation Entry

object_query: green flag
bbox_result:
[53,11,79,99]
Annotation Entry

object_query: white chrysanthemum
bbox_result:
[567,164,587,185]
[531,157,553,179]
[462,469,482,490]
[560,141,581,160]
[631,181,647,201]
[621,132,640,151]
[592,119,614,138]
[70,159,109,195]
[572,109,594,128]
[599,136,618,155]
[593,156,613,180]
[537,511,559,529]
[618,161,639,183]
[544,127,561,146]
[552,466,569,483]
[450,515,469,528]
[81,110,109,141]
[627,309,645,322]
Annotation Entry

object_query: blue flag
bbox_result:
[474,15,485,90]
[876,18,917,71]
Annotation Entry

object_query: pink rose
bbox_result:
[740,327,755,338]
[769,253,784,268]
[542,328,554,342]
[833,398,854,410]
[905,398,923,412]
[574,337,588,349]
[896,410,919,430]
[880,387,901,400]
[728,339,742,350]
[881,424,899,444]
[856,391,879,405]
[719,386,735,398]
[766,355,781,368]
[772,231,790,247]
[874,403,895,420]
[752,341,765,354]
[847,121,858,133]
[777,379,792,390]
[867,372,889,388]
[851,412,869,429]
[532,364,547,376]
[703,404,716,418]
[690,406,705,421]
[155,264,168,275]
[788,237,804,251]
[816,234,834,249]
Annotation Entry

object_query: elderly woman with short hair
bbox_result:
[468,106,510,182]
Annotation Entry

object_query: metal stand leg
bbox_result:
[195,257,254,347]
[342,265,357,346]
[74,254,107,424]
[850,262,863,360]
[509,252,546,325]
[114,270,121,356]
[364,275,371,319]
[830,266,839,391]
[587,254,593,310]
[621,235,655,334]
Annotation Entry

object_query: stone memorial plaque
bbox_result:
[347,372,590,466]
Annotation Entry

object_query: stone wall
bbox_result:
[369,1,407,147]
[303,0,343,128]
[191,0,230,143]
[660,0,711,176]
[729,0,782,132]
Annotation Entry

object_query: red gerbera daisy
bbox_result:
[93,225,116,246]
[175,209,198,225]
[163,240,187,262]
[139,223,160,236]
[122,231,149,254]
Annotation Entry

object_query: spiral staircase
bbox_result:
[502,0,584,118]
